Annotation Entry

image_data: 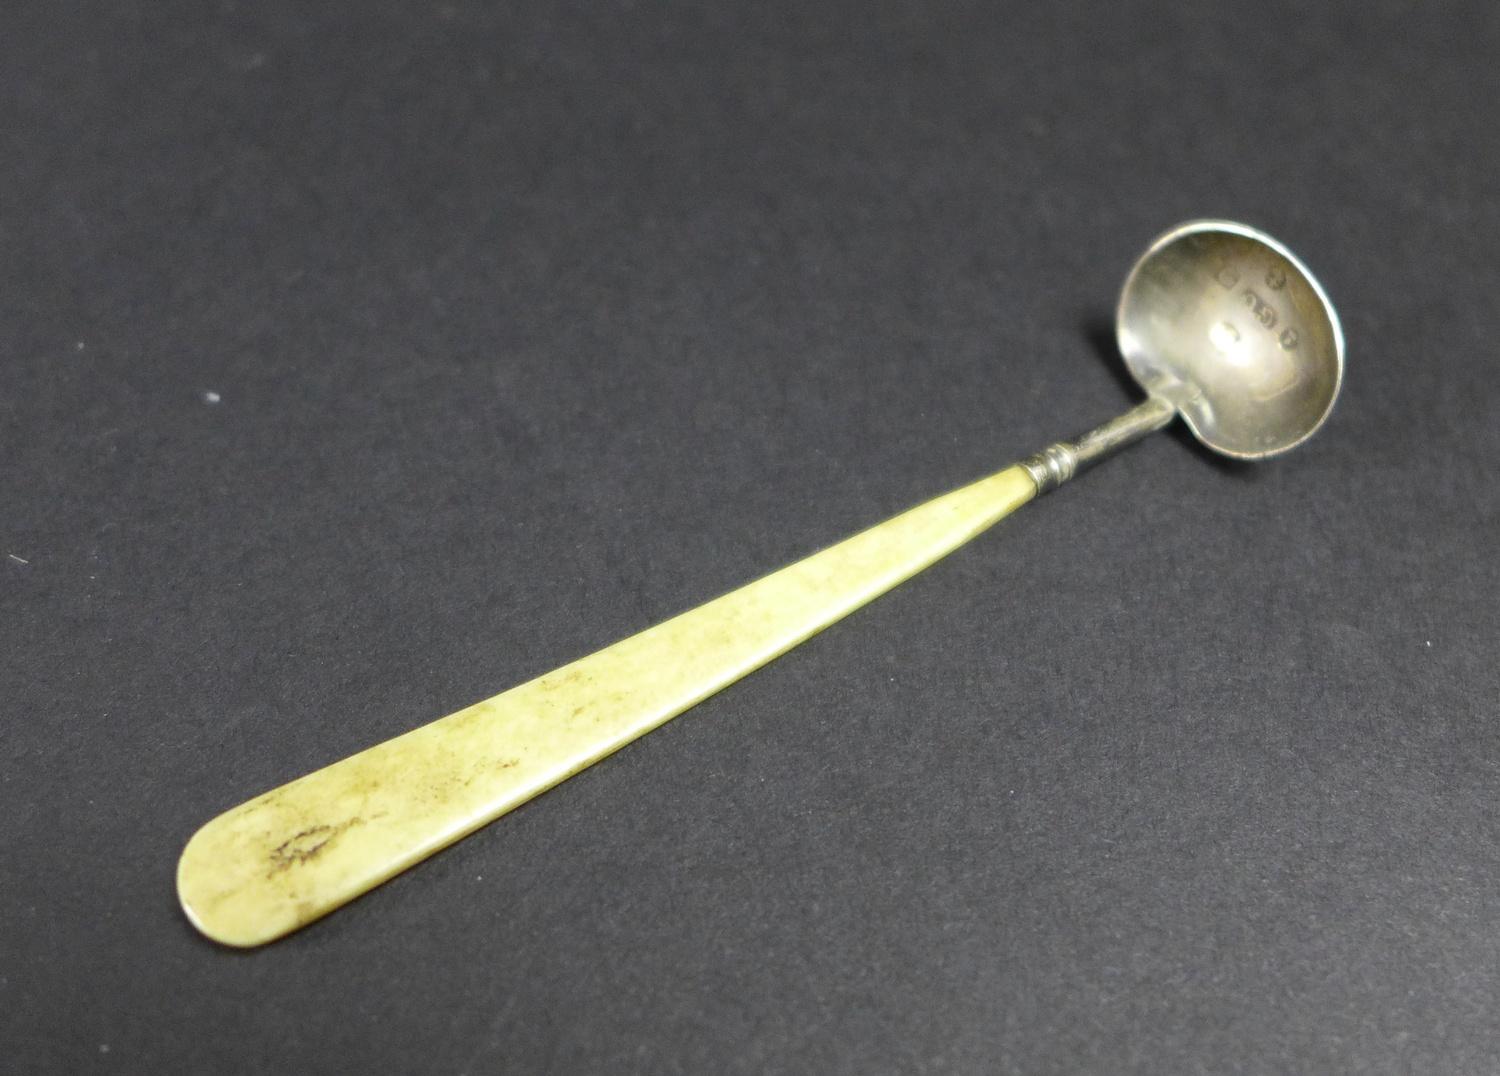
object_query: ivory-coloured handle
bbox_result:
[177,464,1038,946]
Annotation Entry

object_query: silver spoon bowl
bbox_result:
[1022,219,1344,491]
[1117,219,1344,459]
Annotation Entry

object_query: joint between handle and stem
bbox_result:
[1021,395,1176,494]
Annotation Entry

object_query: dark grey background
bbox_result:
[4,2,1497,1072]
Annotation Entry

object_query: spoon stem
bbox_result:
[1021,395,1175,494]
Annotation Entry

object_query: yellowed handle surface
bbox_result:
[178,464,1038,946]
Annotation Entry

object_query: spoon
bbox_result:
[178,219,1344,947]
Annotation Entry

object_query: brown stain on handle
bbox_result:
[267,818,364,875]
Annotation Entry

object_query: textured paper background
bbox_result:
[5,2,1498,1072]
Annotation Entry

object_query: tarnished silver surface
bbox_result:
[1116,219,1345,460]
[1025,219,1344,493]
